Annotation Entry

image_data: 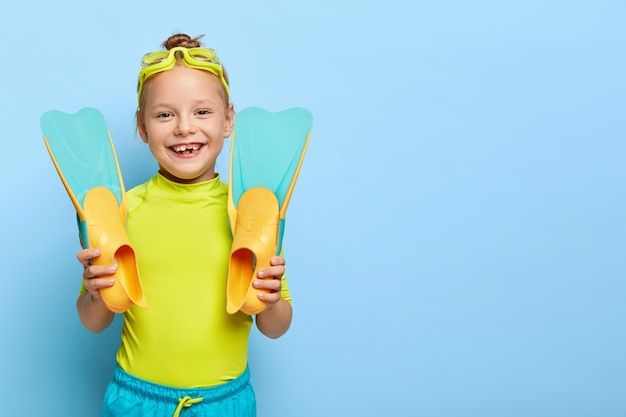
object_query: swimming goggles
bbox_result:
[137,46,230,103]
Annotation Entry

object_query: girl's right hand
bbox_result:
[77,248,116,298]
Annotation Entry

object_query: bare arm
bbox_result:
[256,298,293,339]
[76,248,116,333]
[254,256,293,339]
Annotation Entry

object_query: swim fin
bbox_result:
[41,107,147,313]
[227,107,313,315]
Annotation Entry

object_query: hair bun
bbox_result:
[162,33,204,50]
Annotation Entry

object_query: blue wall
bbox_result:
[1,1,625,416]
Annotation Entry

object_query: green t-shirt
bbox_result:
[114,173,290,387]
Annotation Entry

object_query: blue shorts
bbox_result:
[102,365,256,417]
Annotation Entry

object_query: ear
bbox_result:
[223,103,235,138]
[137,112,149,144]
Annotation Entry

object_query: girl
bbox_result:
[76,33,292,417]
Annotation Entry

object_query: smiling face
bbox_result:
[137,64,234,184]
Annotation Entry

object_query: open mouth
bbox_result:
[170,143,204,155]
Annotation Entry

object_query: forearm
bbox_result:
[76,292,115,333]
[255,298,292,339]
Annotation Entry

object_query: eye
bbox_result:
[156,112,173,119]
[196,109,213,116]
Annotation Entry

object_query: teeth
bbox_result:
[172,144,201,152]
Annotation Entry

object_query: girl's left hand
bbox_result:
[253,256,286,307]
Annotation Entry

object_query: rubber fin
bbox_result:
[227,107,313,315]
[41,107,147,313]
[227,188,280,314]
[82,187,147,312]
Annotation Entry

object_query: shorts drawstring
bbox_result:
[173,396,203,417]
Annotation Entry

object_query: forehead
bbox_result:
[143,64,227,105]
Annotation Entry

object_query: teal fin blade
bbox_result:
[229,106,313,254]
[230,107,312,208]
[41,107,125,248]
[40,107,124,209]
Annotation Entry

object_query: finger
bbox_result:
[258,290,281,304]
[77,248,102,267]
[270,256,286,267]
[84,264,117,280]
[253,277,282,292]
[84,277,115,293]
[257,265,285,280]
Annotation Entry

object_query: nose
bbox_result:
[174,115,197,136]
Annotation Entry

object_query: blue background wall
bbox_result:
[1,1,625,416]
